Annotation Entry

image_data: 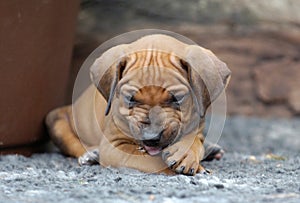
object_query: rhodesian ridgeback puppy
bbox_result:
[46,34,230,175]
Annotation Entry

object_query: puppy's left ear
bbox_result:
[90,44,128,115]
[184,45,231,117]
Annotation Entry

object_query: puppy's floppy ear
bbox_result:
[183,45,231,117]
[90,44,128,115]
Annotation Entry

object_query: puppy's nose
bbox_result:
[142,132,160,141]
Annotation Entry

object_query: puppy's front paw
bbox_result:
[162,144,202,176]
[78,149,99,166]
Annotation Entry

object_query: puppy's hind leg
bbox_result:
[45,106,85,158]
[202,141,225,162]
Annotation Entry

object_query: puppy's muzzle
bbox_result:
[141,130,164,147]
[140,130,165,156]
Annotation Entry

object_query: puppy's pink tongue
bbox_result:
[144,146,162,156]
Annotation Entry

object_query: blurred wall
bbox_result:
[69,0,300,118]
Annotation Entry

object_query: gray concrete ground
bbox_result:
[0,116,300,203]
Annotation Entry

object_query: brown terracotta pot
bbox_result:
[0,0,79,155]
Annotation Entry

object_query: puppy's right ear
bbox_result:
[184,45,231,117]
[90,44,128,115]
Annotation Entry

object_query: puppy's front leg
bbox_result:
[162,133,206,176]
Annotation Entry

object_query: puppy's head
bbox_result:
[90,35,231,156]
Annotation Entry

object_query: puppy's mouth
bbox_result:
[140,136,165,156]
[141,139,169,156]
[140,130,178,156]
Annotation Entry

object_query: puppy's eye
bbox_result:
[129,96,137,103]
[169,95,185,105]
[124,96,137,108]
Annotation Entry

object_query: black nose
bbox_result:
[142,138,160,147]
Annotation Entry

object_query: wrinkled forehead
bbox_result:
[124,66,186,87]
[119,50,187,86]
[119,67,190,98]
[123,50,184,74]
[90,34,195,83]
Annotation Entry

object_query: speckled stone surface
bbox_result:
[1,116,300,203]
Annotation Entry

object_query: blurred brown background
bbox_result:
[71,0,300,118]
[0,0,79,154]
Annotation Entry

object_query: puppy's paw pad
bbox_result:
[202,143,225,162]
[78,149,99,166]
